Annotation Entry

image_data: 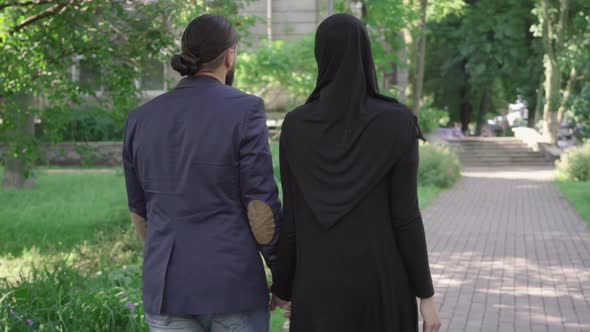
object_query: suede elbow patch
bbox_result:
[247,200,276,245]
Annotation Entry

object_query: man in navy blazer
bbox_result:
[123,15,287,331]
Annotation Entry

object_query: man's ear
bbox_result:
[224,48,235,70]
[225,48,235,70]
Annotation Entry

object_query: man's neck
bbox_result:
[195,71,225,84]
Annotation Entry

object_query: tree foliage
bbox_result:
[235,35,317,106]
[425,0,543,131]
[1,0,590,188]
[0,0,253,187]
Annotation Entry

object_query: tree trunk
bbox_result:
[2,95,37,190]
[526,83,539,128]
[529,80,544,128]
[396,30,411,102]
[475,89,491,136]
[540,0,567,144]
[3,155,27,189]
[541,56,561,144]
[2,113,36,190]
[557,67,577,125]
[459,86,472,134]
[396,0,414,102]
[412,0,427,115]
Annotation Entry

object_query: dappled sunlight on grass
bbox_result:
[0,226,142,283]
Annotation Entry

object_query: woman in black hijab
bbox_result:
[271,14,441,332]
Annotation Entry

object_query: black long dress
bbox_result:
[271,14,435,332]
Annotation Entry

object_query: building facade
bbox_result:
[243,0,320,41]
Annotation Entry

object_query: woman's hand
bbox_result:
[270,294,291,314]
[420,296,441,332]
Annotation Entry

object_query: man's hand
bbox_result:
[270,294,291,318]
[130,212,147,243]
[420,296,441,332]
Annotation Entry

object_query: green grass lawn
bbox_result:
[0,167,128,255]
[0,152,444,331]
[556,180,590,225]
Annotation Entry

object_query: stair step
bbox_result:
[459,156,550,160]
[456,151,541,155]
[461,163,553,167]
[452,141,526,144]
[459,158,552,163]
[454,144,532,148]
[458,155,543,158]
[448,137,523,141]
[462,163,551,168]
[450,145,531,149]
[445,137,552,167]
[451,143,527,147]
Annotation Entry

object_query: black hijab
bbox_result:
[281,13,420,229]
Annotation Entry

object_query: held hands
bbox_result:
[420,296,442,332]
[270,294,291,318]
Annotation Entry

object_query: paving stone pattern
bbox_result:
[422,167,590,332]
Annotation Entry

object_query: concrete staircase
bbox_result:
[447,137,554,167]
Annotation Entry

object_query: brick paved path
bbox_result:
[423,167,590,332]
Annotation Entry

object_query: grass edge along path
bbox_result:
[555,180,590,226]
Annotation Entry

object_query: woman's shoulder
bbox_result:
[281,103,314,130]
[286,102,315,118]
[280,104,305,144]
[368,97,416,131]
[368,97,413,118]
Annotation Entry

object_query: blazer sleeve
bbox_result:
[271,125,297,301]
[239,97,282,282]
[123,114,147,219]
[390,123,435,299]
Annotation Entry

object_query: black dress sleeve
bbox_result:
[271,129,297,301]
[390,129,435,299]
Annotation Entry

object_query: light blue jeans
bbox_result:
[145,308,270,332]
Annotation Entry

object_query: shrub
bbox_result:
[417,102,448,134]
[419,143,461,188]
[38,105,124,143]
[236,35,317,106]
[556,141,590,182]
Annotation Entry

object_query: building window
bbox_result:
[76,57,103,93]
[79,60,99,85]
[141,59,166,91]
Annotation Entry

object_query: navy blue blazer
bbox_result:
[123,76,282,315]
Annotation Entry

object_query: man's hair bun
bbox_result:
[171,15,238,77]
[171,51,201,76]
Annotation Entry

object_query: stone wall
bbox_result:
[40,142,123,166]
[0,142,124,166]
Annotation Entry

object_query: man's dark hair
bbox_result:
[171,14,238,77]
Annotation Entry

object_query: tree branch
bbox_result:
[541,0,554,57]
[557,66,576,125]
[0,0,53,11]
[556,0,568,51]
[9,2,65,34]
